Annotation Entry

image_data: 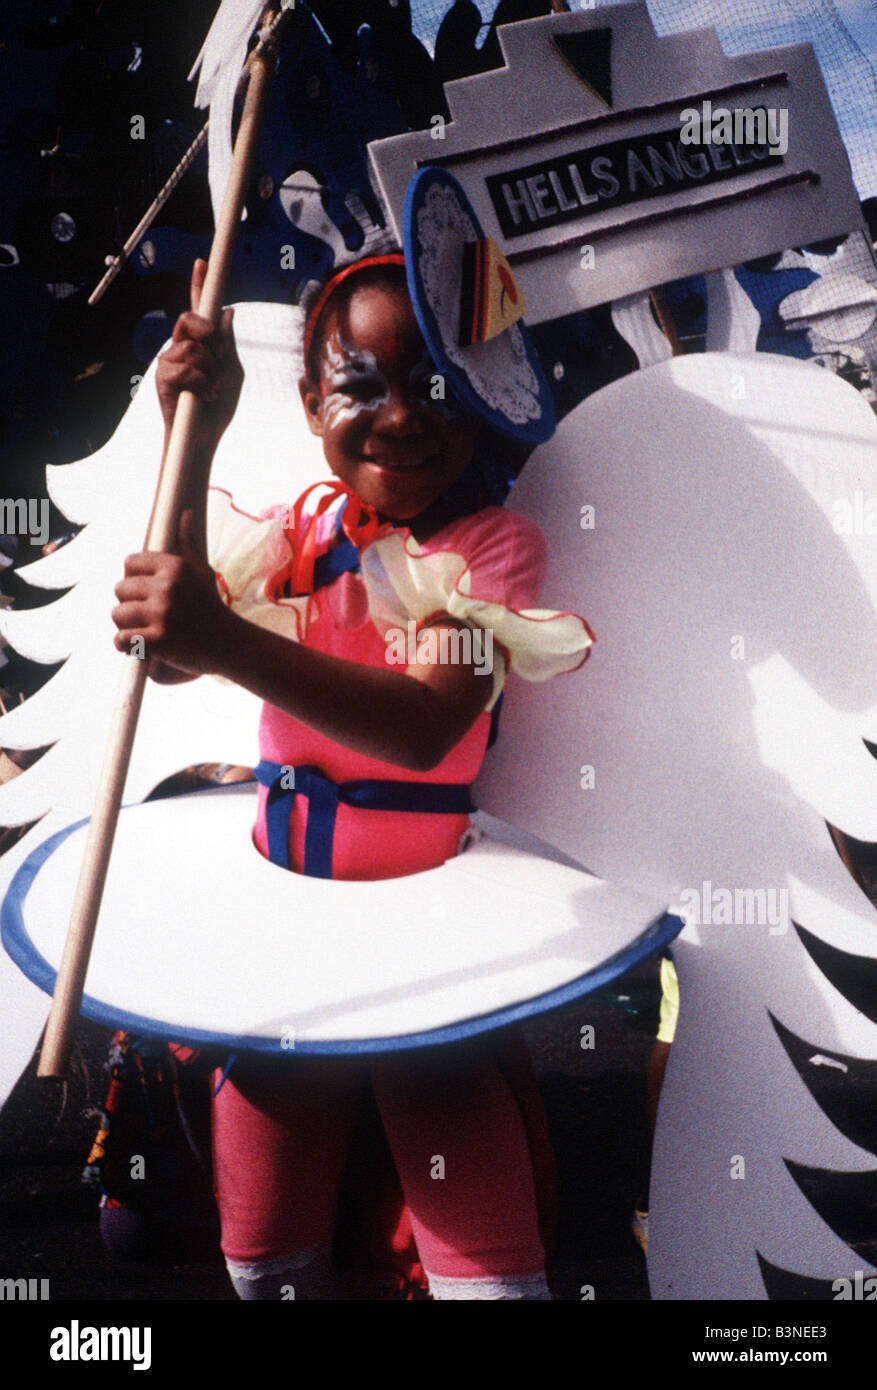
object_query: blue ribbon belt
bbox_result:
[254,760,475,879]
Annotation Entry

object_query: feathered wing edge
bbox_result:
[0,302,322,1107]
[189,1,268,224]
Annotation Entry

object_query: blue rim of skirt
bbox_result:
[2,814,684,1054]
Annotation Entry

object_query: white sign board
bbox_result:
[370,3,864,321]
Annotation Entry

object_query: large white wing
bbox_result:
[477,352,877,885]
[476,351,877,1296]
[0,302,327,1104]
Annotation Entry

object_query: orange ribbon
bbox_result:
[284,480,384,595]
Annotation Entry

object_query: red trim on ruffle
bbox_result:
[209,485,594,668]
[215,571,232,607]
[375,529,595,669]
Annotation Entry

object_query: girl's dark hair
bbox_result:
[304,259,408,382]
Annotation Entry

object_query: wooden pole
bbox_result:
[37,37,277,1079]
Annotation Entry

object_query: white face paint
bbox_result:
[319,330,390,428]
[318,332,467,431]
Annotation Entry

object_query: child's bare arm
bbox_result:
[214,609,491,771]
[112,535,491,770]
[135,258,243,684]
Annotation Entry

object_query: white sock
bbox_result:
[226,1245,344,1300]
[426,1270,552,1300]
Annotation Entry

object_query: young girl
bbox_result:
[111,253,591,1300]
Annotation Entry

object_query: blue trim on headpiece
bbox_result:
[403,165,556,446]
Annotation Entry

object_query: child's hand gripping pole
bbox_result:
[37,33,278,1079]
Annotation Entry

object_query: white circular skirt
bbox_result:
[1,785,681,1053]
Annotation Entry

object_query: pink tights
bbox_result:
[211,1045,547,1288]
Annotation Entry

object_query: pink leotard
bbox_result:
[209,491,589,880]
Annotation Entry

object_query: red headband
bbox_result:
[303,252,406,369]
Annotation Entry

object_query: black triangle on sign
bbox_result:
[553,29,613,108]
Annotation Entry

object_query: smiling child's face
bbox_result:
[299,278,479,521]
